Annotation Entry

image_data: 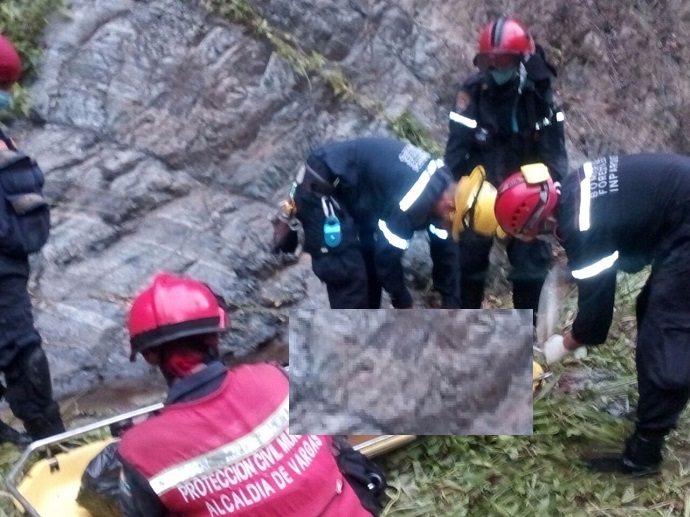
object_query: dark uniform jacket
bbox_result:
[557,153,690,344]
[305,137,453,308]
[444,49,567,185]
[0,129,36,356]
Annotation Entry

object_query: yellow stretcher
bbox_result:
[5,403,416,517]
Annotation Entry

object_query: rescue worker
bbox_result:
[0,34,65,445]
[494,154,690,475]
[290,136,457,309]
[435,16,567,315]
[118,272,376,516]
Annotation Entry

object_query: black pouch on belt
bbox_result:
[297,163,338,196]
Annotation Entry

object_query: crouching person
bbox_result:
[118,272,376,516]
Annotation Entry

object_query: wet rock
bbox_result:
[6,0,687,413]
[289,309,533,435]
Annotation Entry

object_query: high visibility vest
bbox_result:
[118,363,369,516]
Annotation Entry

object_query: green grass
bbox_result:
[201,0,442,155]
[381,269,690,516]
[0,0,68,117]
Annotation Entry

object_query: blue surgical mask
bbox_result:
[490,69,517,86]
[0,90,13,110]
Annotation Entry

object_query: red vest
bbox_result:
[118,363,370,516]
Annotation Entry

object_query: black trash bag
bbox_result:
[76,442,125,517]
[333,437,388,516]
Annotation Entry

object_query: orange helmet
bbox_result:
[0,34,21,83]
[475,17,535,71]
[128,272,228,361]
[494,164,558,239]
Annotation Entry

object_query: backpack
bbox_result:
[333,437,388,516]
[0,145,51,258]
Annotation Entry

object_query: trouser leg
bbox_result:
[507,238,553,325]
[312,248,370,309]
[5,346,65,440]
[428,229,460,308]
[458,230,492,309]
[628,241,690,467]
[359,237,382,309]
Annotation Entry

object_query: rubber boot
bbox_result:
[0,420,31,447]
[24,403,66,441]
[620,430,664,475]
[585,429,664,476]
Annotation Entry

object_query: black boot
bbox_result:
[24,409,66,442]
[584,430,664,476]
[620,430,664,475]
[0,420,31,447]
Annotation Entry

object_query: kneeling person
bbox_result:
[118,272,374,516]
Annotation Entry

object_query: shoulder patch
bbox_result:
[455,91,471,112]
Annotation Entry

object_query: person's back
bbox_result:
[119,363,370,517]
[310,137,445,229]
[558,153,690,268]
[119,273,375,515]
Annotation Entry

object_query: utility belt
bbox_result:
[295,163,340,197]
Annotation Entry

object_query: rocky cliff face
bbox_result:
[10,0,690,397]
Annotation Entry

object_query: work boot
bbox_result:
[584,430,664,476]
[620,430,664,475]
[24,414,66,442]
[0,420,31,447]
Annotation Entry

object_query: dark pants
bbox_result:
[634,238,690,435]
[427,230,460,308]
[0,271,65,439]
[294,184,382,309]
[457,229,552,314]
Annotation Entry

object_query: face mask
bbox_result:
[489,69,517,86]
[0,90,13,110]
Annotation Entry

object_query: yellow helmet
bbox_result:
[451,165,502,240]
[533,361,544,393]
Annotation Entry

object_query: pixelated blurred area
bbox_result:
[289,309,533,435]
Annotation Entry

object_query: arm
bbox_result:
[427,227,460,308]
[571,269,617,345]
[374,214,414,308]
[444,84,478,180]
[535,96,568,182]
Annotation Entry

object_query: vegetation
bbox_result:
[0,0,67,117]
[200,0,442,155]
[0,2,685,516]
[380,269,690,516]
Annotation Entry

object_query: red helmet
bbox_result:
[475,17,535,70]
[0,34,21,84]
[494,164,559,239]
[128,272,228,361]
